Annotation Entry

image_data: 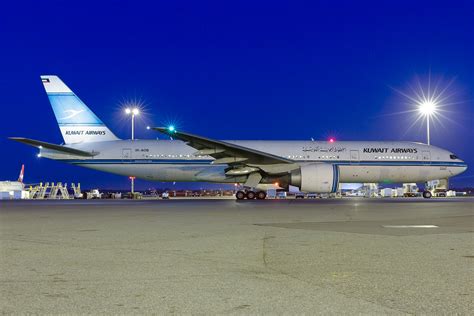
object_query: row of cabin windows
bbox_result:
[288,156,418,160]
[374,156,416,160]
[143,154,419,160]
[144,154,211,159]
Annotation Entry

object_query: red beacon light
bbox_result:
[328,138,335,143]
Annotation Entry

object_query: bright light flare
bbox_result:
[418,100,437,115]
[328,138,335,143]
[388,73,462,144]
[125,108,139,115]
[168,125,176,132]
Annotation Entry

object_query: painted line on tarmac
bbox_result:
[382,225,439,228]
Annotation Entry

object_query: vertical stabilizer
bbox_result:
[17,164,24,183]
[41,75,119,144]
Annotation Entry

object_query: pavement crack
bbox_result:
[262,232,275,267]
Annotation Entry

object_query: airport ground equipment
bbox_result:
[35,182,48,199]
[362,183,379,198]
[71,183,83,199]
[380,188,394,197]
[49,182,70,199]
[87,189,102,199]
[425,179,448,198]
[27,182,76,199]
[403,183,419,197]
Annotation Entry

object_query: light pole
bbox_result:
[418,100,436,145]
[129,176,136,194]
[125,107,139,140]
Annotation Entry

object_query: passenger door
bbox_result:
[122,148,132,163]
[422,150,431,164]
[350,150,360,164]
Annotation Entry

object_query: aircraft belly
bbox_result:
[77,164,230,182]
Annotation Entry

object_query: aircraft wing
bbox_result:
[9,137,99,157]
[152,127,295,168]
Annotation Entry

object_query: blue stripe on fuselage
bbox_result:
[55,158,467,168]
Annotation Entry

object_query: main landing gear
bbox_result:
[236,190,267,200]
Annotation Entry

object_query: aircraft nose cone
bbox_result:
[455,164,468,176]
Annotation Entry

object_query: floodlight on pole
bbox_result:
[125,107,139,140]
[417,100,437,145]
[393,74,458,147]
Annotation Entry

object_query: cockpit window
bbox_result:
[450,154,459,160]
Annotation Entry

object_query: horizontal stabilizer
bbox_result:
[9,137,99,157]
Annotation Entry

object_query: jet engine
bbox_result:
[290,163,339,193]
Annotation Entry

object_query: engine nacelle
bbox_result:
[290,163,339,193]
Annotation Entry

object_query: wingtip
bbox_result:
[151,127,177,134]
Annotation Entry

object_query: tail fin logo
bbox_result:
[59,109,85,120]
[18,164,24,183]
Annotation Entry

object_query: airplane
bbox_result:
[9,75,468,199]
[0,164,25,193]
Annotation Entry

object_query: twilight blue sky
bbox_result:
[0,0,473,189]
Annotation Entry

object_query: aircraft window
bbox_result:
[450,154,458,160]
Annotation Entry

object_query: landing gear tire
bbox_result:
[422,191,432,199]
[236,191,246,200]
[246,191,256,200]
[256,191,267,200]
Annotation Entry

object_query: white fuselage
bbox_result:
[40,139,467,185]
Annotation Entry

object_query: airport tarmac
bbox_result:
[1,198,473,314]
